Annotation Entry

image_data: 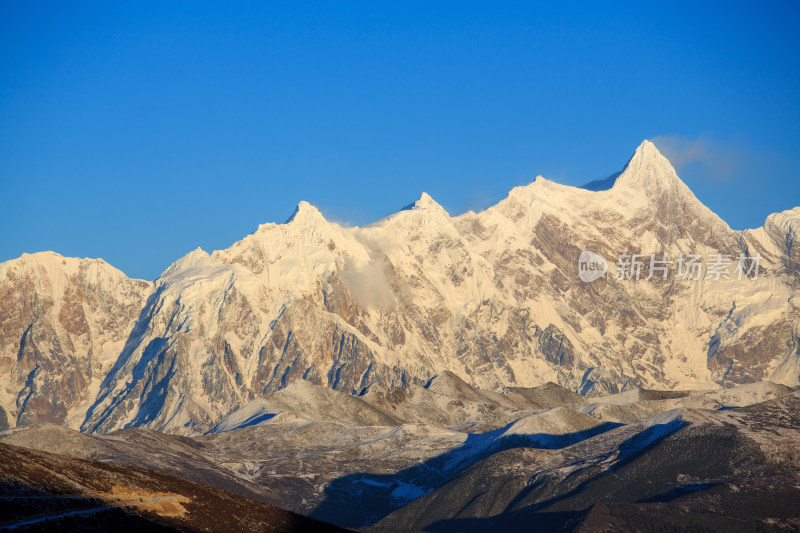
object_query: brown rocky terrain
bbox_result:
[0,440,346,532]
[1,378,798,531]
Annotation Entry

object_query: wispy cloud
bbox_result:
[651,134,743,182]
[339,256,397,312]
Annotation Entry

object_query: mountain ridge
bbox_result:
[1,140,798,435]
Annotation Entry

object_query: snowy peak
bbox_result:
[766,206,800,237]
[286,200,327,225]
[630,139,672,169]
[613,139,687,195]
[399,192,449,215]
[413,192,442,211]
[161,247,212,276]
[761,206,800,283]
[375,191,451,228]
[0,250,145,289]
[633,138,664,161]
[505,177,545,201]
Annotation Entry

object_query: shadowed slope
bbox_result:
[0,442,347,532]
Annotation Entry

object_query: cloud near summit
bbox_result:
[339,256,397,312]
[651,134,743,182]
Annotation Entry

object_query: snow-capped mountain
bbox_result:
[1,140,798,434]
[0,253,152,428]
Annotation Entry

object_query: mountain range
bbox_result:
[1,140,798,435]
[2,139,800,530]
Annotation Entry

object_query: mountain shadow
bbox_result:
[308,421,621,528]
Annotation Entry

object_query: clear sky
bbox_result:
[2,1,799,280]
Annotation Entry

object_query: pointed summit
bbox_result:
[413,192,441,210]
[628,139,678,174]
[634,139,664,160]
[613,139,687,195]
[398,192,449,215]
[286,201,326,225]
[163,247,210,273]
[607,140,732,238]
[580,140,681,193]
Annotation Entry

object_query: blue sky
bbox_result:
[2,1,799,280]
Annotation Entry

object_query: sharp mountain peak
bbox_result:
[613,139,691,193]
[286,200,327,225]
[271,141,690,234]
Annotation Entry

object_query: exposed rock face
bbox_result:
[760,206,800,286]
[0,253,152,429]
[1,140,799,434]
